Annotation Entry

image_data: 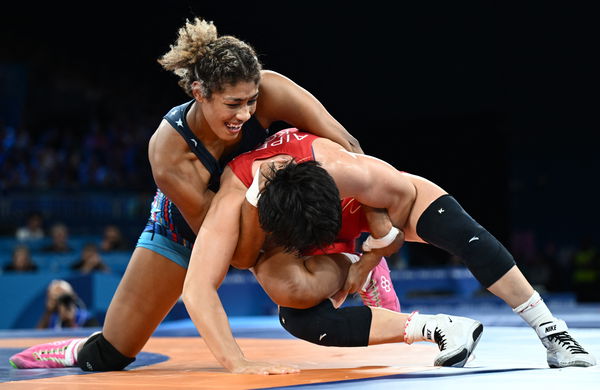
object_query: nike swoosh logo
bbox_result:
[319,333,327,341]
[468,236,479,243]
[190,139,198,148]
[342,198,362,214]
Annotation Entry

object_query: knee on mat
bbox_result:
[78,332,135,371]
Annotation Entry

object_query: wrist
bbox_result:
[371,221,393,238]
[362,226,400,252]
[223,354,247,372]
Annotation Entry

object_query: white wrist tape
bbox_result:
[245,168,262,207]
[362,226,400,252]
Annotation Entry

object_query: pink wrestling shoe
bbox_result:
[359,257,401,312]
[9,338,85,369]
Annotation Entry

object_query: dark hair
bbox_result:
[57,293,76,307]
[258,160,342,254]
[158,17,262,98]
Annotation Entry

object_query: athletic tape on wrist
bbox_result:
[245,168,262,207]
[362,226,400,252]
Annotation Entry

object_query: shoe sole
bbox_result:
[435,321,484,368]
[548,359,596,368]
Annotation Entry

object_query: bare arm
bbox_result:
[230,200,265,270]
[314,138,417,229]
[256,70,363,154]
[182,170,297,374]
[182,185,245,371]
[149,121,214,234]
[362,206,393,239]
[330,206,405,306]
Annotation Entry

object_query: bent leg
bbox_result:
[82,246,186,367]
[102,247,187,356]
[254,249,400,311]
[12,247,187,371]
[411,192,530,306]
[487,265,534,308]
[279,301,408,347]
[406,189,596,367]
[279,302,482,368]
[253,250,350,309]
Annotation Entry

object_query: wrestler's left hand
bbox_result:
[330,253,376,308]
[230,358,300,375]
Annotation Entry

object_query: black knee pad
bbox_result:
[78,333,135,371]
[416,194,516,288]
[279,300,372,347]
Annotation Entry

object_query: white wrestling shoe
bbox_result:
[405,312,483,367]
[536,318,596,368]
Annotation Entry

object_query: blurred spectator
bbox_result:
[99,224,129,252]
[2,245,38,273]
[71,243,110,274]
[15,211,45,242]
[37,279,99,329]
[42,223,73,253]
[0,116,154,191]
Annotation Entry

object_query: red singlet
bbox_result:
[228,128,368,254]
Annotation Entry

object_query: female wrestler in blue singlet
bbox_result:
[105,17,362,373]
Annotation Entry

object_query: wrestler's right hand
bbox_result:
[230,358,300,375]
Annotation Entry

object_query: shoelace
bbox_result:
[34,345,69,362]
[434,328,448,351]
[359,280,381,307]
[547,332,588,354]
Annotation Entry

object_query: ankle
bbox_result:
[513,291,554,329]
[404,311,434,344]
[68,338,86,365]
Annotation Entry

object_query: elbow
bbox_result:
[349,136,362,153]
[152,166,172,190]
[181,277,203,310]
[181,281,193,308]
[341,135,363,155]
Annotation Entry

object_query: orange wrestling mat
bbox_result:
[0,337,438,389]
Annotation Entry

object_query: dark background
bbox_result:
[1,2,598,268]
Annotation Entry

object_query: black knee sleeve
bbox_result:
[278,300,372,347]
[78,333,135,371]
[416,194,516,288]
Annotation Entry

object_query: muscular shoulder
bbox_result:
[255,70,298,123]
[312,138,376,197]
[150,120,195,168]
[149,119,211,194]
[259,70,289,87]
[258,70,304,103]
[220,167,247,194]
